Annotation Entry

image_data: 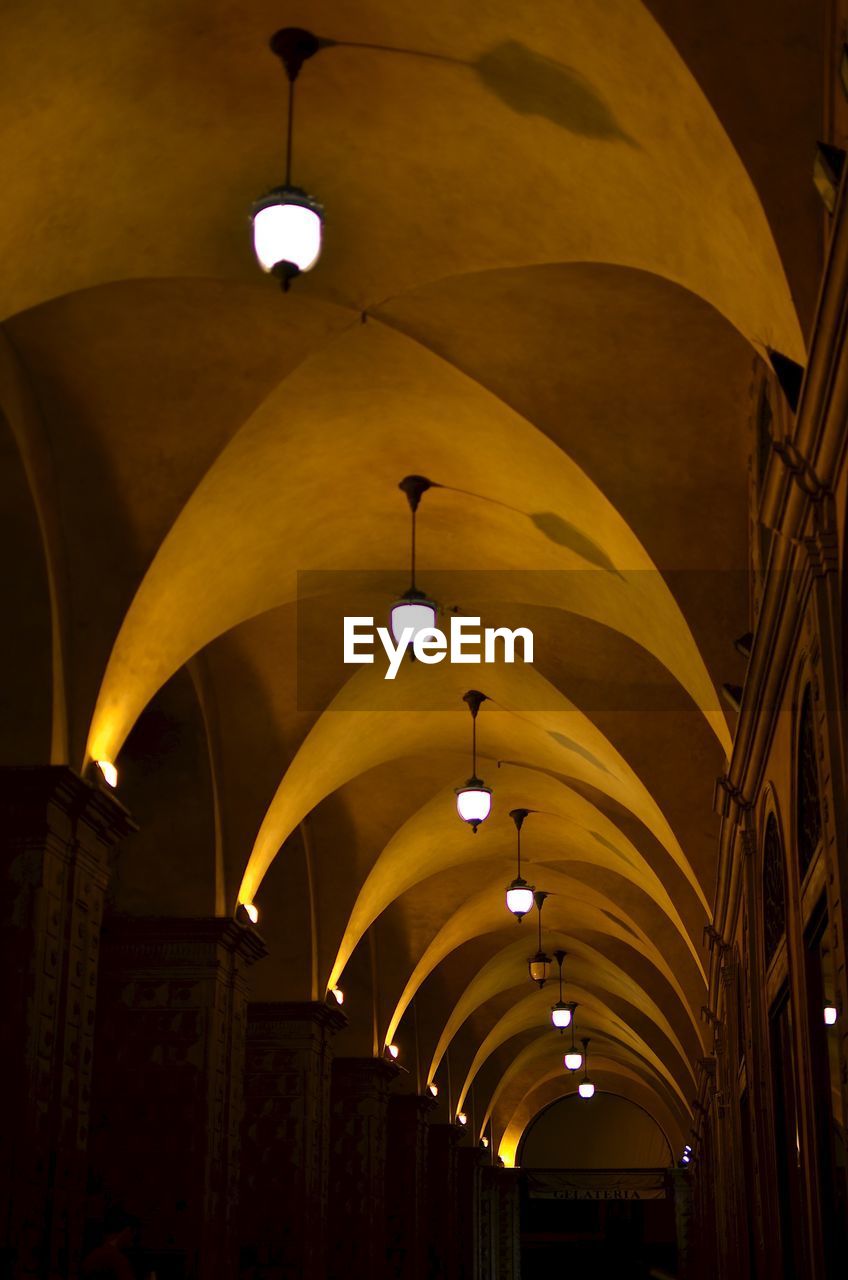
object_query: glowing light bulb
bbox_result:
[96,760,118,788]
[456,1111,468,1126]
[551,1003,572,1030]
[331,987,344,1006]
[824,1004,838,1026]
[564,1051,583,1072]
[578,1079,595,1099]
[428,1083,439,1098]
[387,1043,399,1060]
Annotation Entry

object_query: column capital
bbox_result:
[0,763,136,847]
[101,914,268,967]
[247,998,347,1037]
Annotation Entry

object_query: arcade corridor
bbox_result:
[2,2,848,1278]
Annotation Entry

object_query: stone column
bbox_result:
[386,1094,436,1280]
[327,1056,398,1280]
[87,916,266,1280]
[239,1001,346,1280]
[427,1123,460,1280]
[457,1147,485,1280]
[670,1167,694,1278]
[493,1169,521,1280]
[0,766,133,1280]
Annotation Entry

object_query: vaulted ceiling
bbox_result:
[0,0,822,1164]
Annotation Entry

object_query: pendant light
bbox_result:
[528,891,551,987]
[390,475,437,647]
[455,691,492,831]
[252,28,325,290]
[550,950,572,1030]
[564,1007,583,1072]
[577,1038,595,1098]
[506,808,535,920]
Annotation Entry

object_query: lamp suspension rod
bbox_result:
[410,505,418,592]
[285,77,295,185]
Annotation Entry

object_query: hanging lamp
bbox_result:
[550,950,572,1030]
[528,891,551,987]
[506,808,535,919]
[252,28,325,290]
[455,691,492,831]
[564,1007,583,1072]
[390,475,437,646]
[577,1038,595,1098]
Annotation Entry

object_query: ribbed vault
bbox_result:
[0,0,820,1171]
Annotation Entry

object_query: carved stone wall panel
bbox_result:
[240,1001,346,1280]
[386,1094,435,1280]
[0,766,132,1279]
[327,1056,397,1280]
[427,1123,460,1280]
[88,917,265,1280]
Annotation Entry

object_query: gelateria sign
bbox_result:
[525,1170,668,1201]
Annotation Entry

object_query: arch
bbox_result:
[796,683,823,881]
[517,1090,673,1168]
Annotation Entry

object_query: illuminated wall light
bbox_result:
[456,1111,468,1126]
[824,1004,838,1026]
[481,1136,490,1148]
[96,760,118,788]
[387,1043,400,1060]
[331,986,344,1006]
[428,1082,439,1098]
[236,902,259,925]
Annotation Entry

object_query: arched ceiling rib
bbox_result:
[329,769,705,997]
[499,1066,685,1166]
[384,869,703,1050]
[427,933,702,1092]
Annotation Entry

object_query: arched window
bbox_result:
[762,813,786,967]
[797,685,822,880]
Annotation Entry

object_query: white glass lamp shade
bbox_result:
[506,878,534,920]
[252,186,323,275]
[456,782,492,832]
[564,1051,583,1072]
[578,1079,595,1099]
[824,1004,838,1026]
[551,1002,572,1030]
[390,594,437,646]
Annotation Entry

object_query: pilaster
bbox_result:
[327,1055,398,1280]
[240,1000,346,1279]
[88,916,266,1280]
[0,766,133,1279]
[386,1093,436,1280]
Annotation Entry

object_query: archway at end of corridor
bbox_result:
[517,1093,679,1279]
